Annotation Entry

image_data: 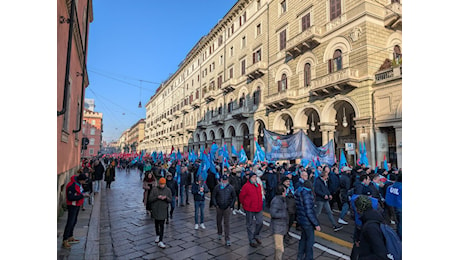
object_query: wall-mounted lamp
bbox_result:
[310,114,316,131]
[342,107,348,128]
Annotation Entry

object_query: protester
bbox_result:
[295,170,321,260]
[104,161,116,189]
[385,174,402,239]
[142,172,156,214]
[148,177,172,249]
[165,172,178,224]
[229,166,243,214]
[328,166,342,212]
[191,176,209,230]
[80,168,93,211]
[239,172,264,248]
[211,174,236,246]
[338,166,353,225]
[314,170,343,232]
[354,195,387,260]
[180,164,191,206]
[270,184,289,260]
[281,175,296,241]
[62,173,90,248]
[92,159,105,193]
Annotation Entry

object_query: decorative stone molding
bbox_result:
[349,27,362,42]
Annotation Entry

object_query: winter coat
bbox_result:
[269,195,289,235]
[104,166,115,182]
[358,209,388,260]
[148,186,172,220]
[166,179,178,197]
[354,182,372,196]
[239,180,263,212]
[66,176,85,206]
[295,184,320,228]
[339,173,351,202]
[212,183,236,210]
[229,174,242,193]
[191,182,209,201]
[385,181,402,210]
[93,163,105,180]
[142,179,156,209]
[327,173,340,194]
[314,177,331,201]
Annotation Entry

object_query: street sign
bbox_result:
[345,143,355,151]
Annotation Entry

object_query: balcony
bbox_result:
[231,106,250,120]
[167,114,173,121]
[182,104,192,114]
[384,2,402,30]
[211,114,224,125]
[177,128,184,136]
[285,26,322,59]
[222,78,237,95]
[310,68,359,97]
[246,61,268,81]
[191,100,200,110]
[375,65,402,84]
[185,124,195,133]
[173,110,181,118]
[197,119,209,129]
[265,89,297,112]
[204,90,216,103]
[161,118,168,124]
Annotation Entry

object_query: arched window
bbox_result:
[239,94,245,108]
[278,73,287,92]
[253,86,261,105]
[393,45,402,65]
[304,63,311,87]
[328,49,342,73]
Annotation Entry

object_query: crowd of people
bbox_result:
[62,154,402,260]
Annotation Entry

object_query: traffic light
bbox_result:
[82,137,89,150]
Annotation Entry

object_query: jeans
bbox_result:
[155,219,165,241]
[339,201,349,220]
[316,200,338,227]
[216,207,231,241]
[245,211,263,243]
[395,208,402,239]
[63,205,80,240]
[180,184,189,204]
[194,200,205,224]
[297,225,315,260]
[93,180,101,193]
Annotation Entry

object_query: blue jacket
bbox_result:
[314,177,331,201]
[385,181,402,210]
[295,185,320,228]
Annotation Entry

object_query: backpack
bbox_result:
[364,220,402,260]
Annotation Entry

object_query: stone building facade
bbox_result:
[143,0,402,168]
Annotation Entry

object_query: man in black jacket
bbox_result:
[314,170,343,232]
[91,159,105,194]
[211,174,236,246]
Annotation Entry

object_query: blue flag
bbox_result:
[383,155,389,171]
[210,143,219,161]
[239,145,248,164]
[158,151,164,164]
[198,150,210,181]
[151,151,157,163]
[253,139,266,164]
[231,145,238,156]
[175,163,181,185]
[339,149,348,170]
[177,149,182,160]
[359,142,370,167]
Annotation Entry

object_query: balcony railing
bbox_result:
[246,61,268,80]
[384,2,402,29]
[265,89,297,111]
[375,65,402,84]
[310,68,359,97]
[285,26,322,58]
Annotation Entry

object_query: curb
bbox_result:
[85,191,101,259]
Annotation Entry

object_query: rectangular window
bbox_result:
[90,128,95,135]
[253,49,262,63]
[218,35,223,46]
[89,148,94,155]
[90,138,95,145]
[242,36,246,48]
[217,75,223,89]
[241,59,246,75]
[256,24,261,36]
[302,13,311,31]
[230,46,234,56]
[330,0,341,21]
[229,67,234,79]
[91,119,95,125]
[280,29,286,50]
[280,0,287,13]
[196,90,199,99]
[62,77,72,132]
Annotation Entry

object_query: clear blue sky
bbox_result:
[86,1,237,143]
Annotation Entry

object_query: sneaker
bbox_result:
[226,240,231,246]
[255,238,262,245]
[62,240,71,249]
[338,218,349,225]
[194,224,199,230]
[249,242,258,248]
[333,225,343,232]
[390,220,396,225]
[67,237,80,244]
[238,209,244,214]
[155,236,160,243]
[200,223,206,229]
[217,234,222,240]
[232,209,237,215]
[158,241,166,249]
[332,209,341,213]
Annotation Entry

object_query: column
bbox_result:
[249,134,255,161]
[395,125,402,169]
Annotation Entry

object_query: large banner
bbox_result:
[264,129,304,161]
[263,129,335,165]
